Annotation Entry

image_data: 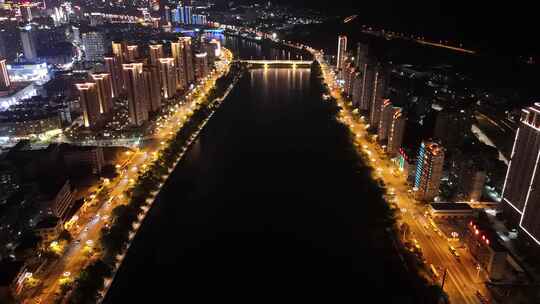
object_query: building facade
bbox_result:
[386,108,406,157]
[76,83,101,128]
[20,27,38,62]
[159,58,177,99]
[194,52,208,81]
[82,31,107,62]
[122,63,148,126]
[414,141,445,201]
[502,104,540,245]
[90,73,113,113]
[336,35,347,74]
[0,58,11,90]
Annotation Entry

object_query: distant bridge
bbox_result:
[237,60,313,67]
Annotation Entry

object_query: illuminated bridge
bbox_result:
[237,60,313,68]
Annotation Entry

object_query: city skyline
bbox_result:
[1,1,539,303]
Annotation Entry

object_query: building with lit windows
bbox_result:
[343,63,355,97]
[378,99,399,142]
[369,66,388,128]
[126,45,139,62]
[192,14,207,25]
[179,5,193,24]
[20,26,38,62]
[82,31,107,62]
[414,141,445,201]
[179,37,194,84]
[355,42,369,69]
[76,83,101,128]
[122,63,148,126]
[112,42,125,64]
[0,107,62,138]
[6,62,50,84]
[144,65,161,112]
[159,58,177,99]
[90,73,113,113]
[104,56,120,98]
[149,44,164,66]
[386,108,406,157]
[465,221,507,280]
[194,52,208,80]
[398,148,417,184]
[336,35,347,74]
[171,40,187,91]
[369,97,384,131]
[0,58,10,90]
[502,103,540,245]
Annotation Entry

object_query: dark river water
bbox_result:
[104,36,420,303]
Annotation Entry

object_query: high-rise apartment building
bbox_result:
[144,65,161,112]
[378,100,401,142]
[369,97,385,130]
[351,72,362,107]
[82,31,107,62]
[179,5,193,24]
[149,44,164,66]
[76,83,101,128]
[343,63,356,97]
[90,73,113,113]
[433,108,472,149]
[171,40,187,91]
[205,40,219,67]
[20,26,38,61]
[159,58,177,99]
[0,58,11,90]
[502,104,540,244]
[122,63,148,126]
[163,5,171,24]
[179,37,194,84]
[126,45,139,62]
[387,109,406,157]
[455,161,486,202]
[355,42,369,68]
[192,14,207,25]
[355,65,373,111]
[194,52,208,81]
[368,66,388,128]
[112,41,124,64]
[104,56,120,98]
[336,35,347,73]
[414,141,445,201]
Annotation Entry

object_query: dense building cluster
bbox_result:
[76,36,219,129]
[333,35,533,284]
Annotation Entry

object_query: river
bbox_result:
[104,36,423,302]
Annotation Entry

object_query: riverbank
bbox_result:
[34,50,243,304]
[96,62,246,303]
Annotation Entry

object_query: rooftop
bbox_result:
[430,202,473,211]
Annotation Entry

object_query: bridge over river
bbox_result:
[237,59,313,68]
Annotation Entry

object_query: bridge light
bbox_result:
[292,63,297,69]
[264,63,268,69]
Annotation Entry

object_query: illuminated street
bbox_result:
[19,49,234,304]
[313,50,491,304]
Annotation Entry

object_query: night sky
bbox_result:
[233,0,537,55]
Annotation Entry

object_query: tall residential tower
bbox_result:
[414,141,445,201]
[502,104,540,244]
